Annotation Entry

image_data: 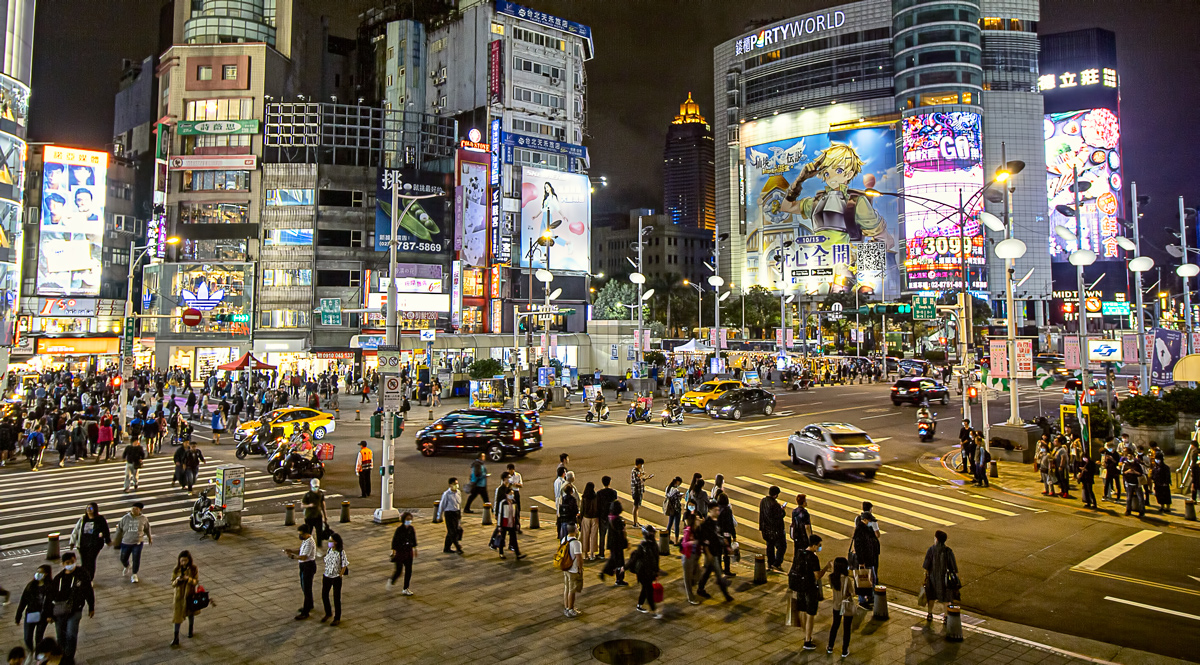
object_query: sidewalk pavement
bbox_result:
[1,507,1182,665]
[940,449,1200,532]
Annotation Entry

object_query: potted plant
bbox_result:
[1161,387,1200,445]
[1116,395,1178,453]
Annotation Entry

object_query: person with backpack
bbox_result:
[663,477,684,545]
[463,453,489,513]
[598,501,629,587]
[628,525,662,619]
[121,439,146,492]
[557,484,579,540]
[788,534,829,650]
[558,523,584,618]
[170,551,199,647]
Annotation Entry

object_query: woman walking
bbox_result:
[663,477,684,544]
[599,501,629,587]
[170,551,198,647]
[679,511,701,605]
[387,513,416,595]
[14,565,53,654]
[826,557,855,657]
[921,530,959,622]
[210,406,226,446]
[579,482,599,561]
[1151,453,1173,513]
[67,503,110,580]
[631,525,662,619]
[496,487,524,560]
[321,533,348,625]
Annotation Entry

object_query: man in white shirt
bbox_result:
[284,524,318,620]
[436,477,464,554]
[553,466,567,511]
[562,522,584,617]
[506,462,524,529]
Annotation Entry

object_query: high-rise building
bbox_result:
[0,0,34,372]
[663,93,715,231]
[713,0,1050,332]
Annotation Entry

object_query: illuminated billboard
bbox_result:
[518,166,591,272]
[36,146,108,297]
[1045,108,1123,260]
[456,148,490,267]
[743,126,899,297]
[901,112,985,293]
[375,168,451,264]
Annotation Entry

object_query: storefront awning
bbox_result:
[218,352,276,371]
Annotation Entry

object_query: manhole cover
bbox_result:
[592,639,661,665]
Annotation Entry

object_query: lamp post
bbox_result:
[1127,184,1152,390]
[1177,197,1197,357]
[120,237,180,435]
[708,275,725,347]
[688,282,702,336]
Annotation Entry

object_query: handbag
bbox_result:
[945,570,961,590]
[52,600,71,618]
[651,581,664,604]
[488,526,504,550]
[917,581,928,607]
[853,566,873,593]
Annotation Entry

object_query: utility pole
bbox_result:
[1180,196,1194,358]
[1002,143,1021,426]
[636,215,644,364]
[1131,182,1149,390]
[1072,165,1090,419]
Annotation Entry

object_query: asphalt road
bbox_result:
[241,379,1197,660]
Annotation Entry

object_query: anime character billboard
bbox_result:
[744,126,899,297]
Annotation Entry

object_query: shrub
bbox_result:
[643,351,666,366]
[923,350,946,363]
[1162,387,1200,414]
[1116,394,1177,428]
[467,358,505,380]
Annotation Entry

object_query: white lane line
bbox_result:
[1104,596,1200,622]
[629,487,776,548]
[0,472,279,515]
[875,471,940,488]
[873,437,893,442]
[862,479,1017,516]
[1074,530,1160,572]
[765,473,953,527]
[739,429,790,438]
[767,435,791,441]
[731,476,911,532]
[859,413,894,420]
[884,466,940,481]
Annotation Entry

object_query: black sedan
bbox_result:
[707,388,777,420]
[415,409,543,462]
[890,378,950,406]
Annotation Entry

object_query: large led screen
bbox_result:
[1045,108,1123,260]
[37,146,108,297]
[375,168,452,264]
[901,112,986,293]
[743,126,899,297]
[518,166,591,272]
[457,149,490,268]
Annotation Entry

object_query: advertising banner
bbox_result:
[743,125,898,297]
[989,339,1009,378]
[375,169,451,261]
[775,328,784,348]
[719,327,728,350]
[1150,327,1182,387]
[1015,338,1034,379]
[0,74,30,136]
[167,154,257,170]
[1064,337,1081,370]
[518,166,590,271]
[785,328,794,349]
[1121,333,1139,364]
[37,146,107,297]
[901,112,986,293]
[488,40,503,106]
[457,149,490,267]
[1045,108,1123,261]
[709,328,718,349]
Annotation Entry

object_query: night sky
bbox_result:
[27,0,1200,268]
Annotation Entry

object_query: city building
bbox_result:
[713,0,1050,332]
[591,209,714,286]
[663,93,715,231]
[0,0,34,373]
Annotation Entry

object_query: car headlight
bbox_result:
[720,405,733,411]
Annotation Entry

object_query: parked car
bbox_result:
[706,388,777,420]
[787,422,881,479]
[1062,378,1108,404]
[415,409,543,462]
[891,377,950,406]
[235,407,336,442]
[680,380,743,412]
[898,359,931,376]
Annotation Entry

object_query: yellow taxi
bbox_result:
[234,407,336,442]
[680,380,744,412]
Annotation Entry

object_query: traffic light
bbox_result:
[857,303,912,316]
[967,385,978,404]
[1062,302,1075,314]
[112,376,122,389]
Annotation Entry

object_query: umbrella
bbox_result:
[217,352,276,371]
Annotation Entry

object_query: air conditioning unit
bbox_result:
[549,77,560,86]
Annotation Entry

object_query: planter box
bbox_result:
[1123,424,1176,453]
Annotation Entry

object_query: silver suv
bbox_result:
[787,422,881,479]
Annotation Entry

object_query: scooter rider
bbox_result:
[916,404,935,435]
[591,392,607,419]
[285,423,316,471]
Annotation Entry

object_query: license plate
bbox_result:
[849,452,865,459]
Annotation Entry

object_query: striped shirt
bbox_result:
[631,467,647,494]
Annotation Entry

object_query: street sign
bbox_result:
[121,355,134,380]
[382,375,403,411]
[181,308,202,327]
[913,296,936,321]
[122,316,135,354]
[319,298,342,326]
[377,345,400,374]
[419,329,436,342]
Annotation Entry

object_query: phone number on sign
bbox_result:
[395,241,444,252]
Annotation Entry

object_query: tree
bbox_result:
[467,358,504,379]
[593,280,638,320]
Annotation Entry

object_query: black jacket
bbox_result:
[717,505,737,539]
[595,488,618,519]
[390,524,417,558]
[630,539,660,581]
[697,516,726,556]
[16,579,53,622]
[606,515,627,552]
[52,568,94,614]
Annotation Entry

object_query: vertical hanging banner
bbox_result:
[709,328,718,348]
[643,329,651,353]
[989,339,1009,378]
[1015,339,1034,379]
[550,333,558,358]
[786,328,794,349]
[775,328,784,348]
[1145,330,1156,369]
[1064,338,1081,370]
[1121,333,1139,364]
[1150,327,1182,387]
[719,328,728,350]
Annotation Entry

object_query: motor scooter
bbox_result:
[626,393,654,424]
[189,485,226,540]
[584,398,610,423]
[236,426,281,460]
[272,452,325,484]
[660,400,684,427]
[917,412,937,442]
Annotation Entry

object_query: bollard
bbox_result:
[945,604,964,642]
[658,528,670,556]
[334,409,339,420]
[784,590,801,627]
[284,503,295,526]
[528,505,541,529]
[355,409,361,421]
[1185,499,1197,521]
[482,503,493,525]
[752,554,768,584]
[340,500,351,523]
[432,502,443,523]
[989,460,998,478]
[872,585,889,621]
[428,406,434,421]
[46,533,60,560]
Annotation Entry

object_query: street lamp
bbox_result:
[708,275,725,347]
[687,281,703,336]
[120,235,180,438]
[1054,165,1096,434]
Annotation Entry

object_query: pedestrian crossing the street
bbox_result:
[0,454,337,550]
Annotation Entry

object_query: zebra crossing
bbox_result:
[533,465,1027,559]
[0,453,335,550]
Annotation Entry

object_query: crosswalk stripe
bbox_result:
[725,477,888,535]
[765,473,961,525]
[861,478,1017,516]
[875,471,941,488]
[0,458,183,489]
[0,472,280,514]
[0,464,243,500]
[614,489,771,551]
[738,429,790,438]
[883,466,941,481]
[691,480,850,539]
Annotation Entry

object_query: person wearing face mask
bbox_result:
[436,477,464,554]
[170,551,198,646]
[50,552,93,665]
[283,524,318,620]
[319,533,348,626]
[68,503,110,581]
[387,512,417,595]
[112,502,152,584]
[788,534,829,651]
[15,565,54,656]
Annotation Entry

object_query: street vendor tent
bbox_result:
[672,339,714,353]
[217,352,276,371]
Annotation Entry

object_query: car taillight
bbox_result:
[868,444,880,452]
[538,426,543,436]
[220,505,226,510]
[1063,388,1068,394]
[828,445,845,452]
[1089,389,1096,396]
[513,430,521,441]
[890,387,898,391]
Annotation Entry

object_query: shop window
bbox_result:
[186,98,253,121]
[179,202,249,224]
[182,170,251,192]
[260,310,309,328]
[262,268,312,287]
[919,91,960,106]
[317,270,361,287]
[197,65,212,81]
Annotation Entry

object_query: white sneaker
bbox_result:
[385,580,394,590]
[653,612,663,620]
[131,574,139,583]
[401,589,413,596]
[122,566,130,578]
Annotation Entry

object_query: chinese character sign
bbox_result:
[1045,109,1123,261]
[375,169,451,262]
[1150,327,1182,387]
[989,339,1009,378]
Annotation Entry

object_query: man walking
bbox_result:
[120,438,145,492]
[971,438,991,488]
[52,551,94,665]
[790,493,812,550]
[355,441,373,498]
[959,424,976,475]
[180,440,205,495]
[506,462,523,528]
[630,458,653,527]
[437,477,464,554]
[758,486,787,572]
[463,453,489,513]
[696,504,733,602]
[112,502,152,583]
[789,534,829,651]
[284,524,318,620]
[301,479,328,546]
[1077,448,1098,508]
[595,476,617,558]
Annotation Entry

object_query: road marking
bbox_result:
[739,429,790,438]
[731,476,914,531]
[1104,596,1200,621]
[706,479,850,539]
[859,413,894,420]
[616,488,772,550]
[796,406,863,418]
[1073,530,1161,572]
[862,479,1017,516]
[884,466,940,481]
[767,435,791,441]
[765,473,952,527]
[873,437,893,442]
[875,471,939,487]
[1073,569,1200,597]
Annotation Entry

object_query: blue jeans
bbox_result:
[55,610,82,664]
[119,543,144,574]
[666,512,681,541]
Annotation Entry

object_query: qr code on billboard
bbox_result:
[856,241,885,272]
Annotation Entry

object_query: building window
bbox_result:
[186,98,254,121]
[387,75,393,86]
[511,26,564,51]
[179,202,249,224]
[491,23,504,35]
[183,134,251,154]
[260,310,309,328]
[514,148,565,170]
[919,91,960,106]
[513,86,564,109]
[430,38,446,52]
[262,268,312,287]
[197,65,212,81]
[510,118,565,140]
[513,56,563,80]
[181,170,251,192]
[222,65,238,80]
